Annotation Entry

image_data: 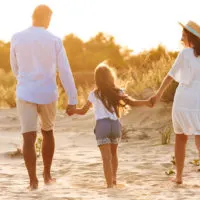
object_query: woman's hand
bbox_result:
[150,93,162,106]
[149,75,173,107]
[145,99,154,108]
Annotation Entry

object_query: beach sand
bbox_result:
[1,103,200,200]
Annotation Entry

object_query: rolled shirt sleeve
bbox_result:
[168,49,192,85]
[56,38,77,105]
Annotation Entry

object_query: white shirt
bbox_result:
[10,26,77,105]
[88,91,118,120]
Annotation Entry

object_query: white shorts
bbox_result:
[17,99,56,134]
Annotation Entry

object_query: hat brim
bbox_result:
[178,22,200,39]
[178,22,185,28]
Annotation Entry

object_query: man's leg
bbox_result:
[17,99,38,190]
[38,101,56,184]
[41,129,55,184]
[23,132,38,189]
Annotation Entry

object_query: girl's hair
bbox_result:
[94,64,127,117]
[184,28,200,57]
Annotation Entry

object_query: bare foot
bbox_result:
[43,174,56,185]
[113,180,117,185]
[27,180,38,191]
[107,184,114,188]
[171,178,182,184]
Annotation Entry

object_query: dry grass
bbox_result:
[0,69,16,107]
[57,83,94,109]
[160,126,173,145]
[0,54,177,109]
[120,55,177,101]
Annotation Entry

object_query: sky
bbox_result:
[0,0,200,53]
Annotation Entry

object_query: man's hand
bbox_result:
[66,104,76,116]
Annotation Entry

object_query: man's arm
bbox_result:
[10,35,18,76]
[56,38,77,109]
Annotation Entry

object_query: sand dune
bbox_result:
[1,103,200,200]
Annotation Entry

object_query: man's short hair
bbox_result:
[32,4,53,21]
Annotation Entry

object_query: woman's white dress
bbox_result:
[168,48,200,135]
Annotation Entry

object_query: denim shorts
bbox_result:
[94,118,122,146]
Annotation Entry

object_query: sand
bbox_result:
[1,103,200,200]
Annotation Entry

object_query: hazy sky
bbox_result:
[1,0,200,53]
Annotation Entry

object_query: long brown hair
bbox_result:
[184,28,200,57]
[94,64,127,118]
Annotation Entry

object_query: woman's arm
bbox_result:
[75,101,92,115]
[151,75,174,105]
[157,75,174,97]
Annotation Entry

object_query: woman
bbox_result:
[151,21,200,184]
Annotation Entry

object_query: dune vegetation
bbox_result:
[0,32,178,108]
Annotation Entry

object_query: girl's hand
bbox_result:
[75,101,92,115]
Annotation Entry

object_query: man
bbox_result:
[10,5,77,190]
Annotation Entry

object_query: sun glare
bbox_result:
[0,0,200,52]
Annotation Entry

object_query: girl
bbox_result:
[75,64,152,188]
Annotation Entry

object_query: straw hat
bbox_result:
[179,21,200,38]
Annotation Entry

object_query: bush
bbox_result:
[0,43,178,108]
[120,55,177,101]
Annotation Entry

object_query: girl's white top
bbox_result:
[168,48,200,135]
[88,91,118,120]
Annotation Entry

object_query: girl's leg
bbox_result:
[195,135,200,159]
[99,144,113,188]
[111,144,118,185]
[174,134,188,184]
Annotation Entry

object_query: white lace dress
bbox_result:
[168,48,200,135]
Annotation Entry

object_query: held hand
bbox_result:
[66,104,76,116]
[150,93,161,106]
[146,99,153,108]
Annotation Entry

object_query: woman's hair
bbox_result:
[94,64,127,117]
[184,28,200,57]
